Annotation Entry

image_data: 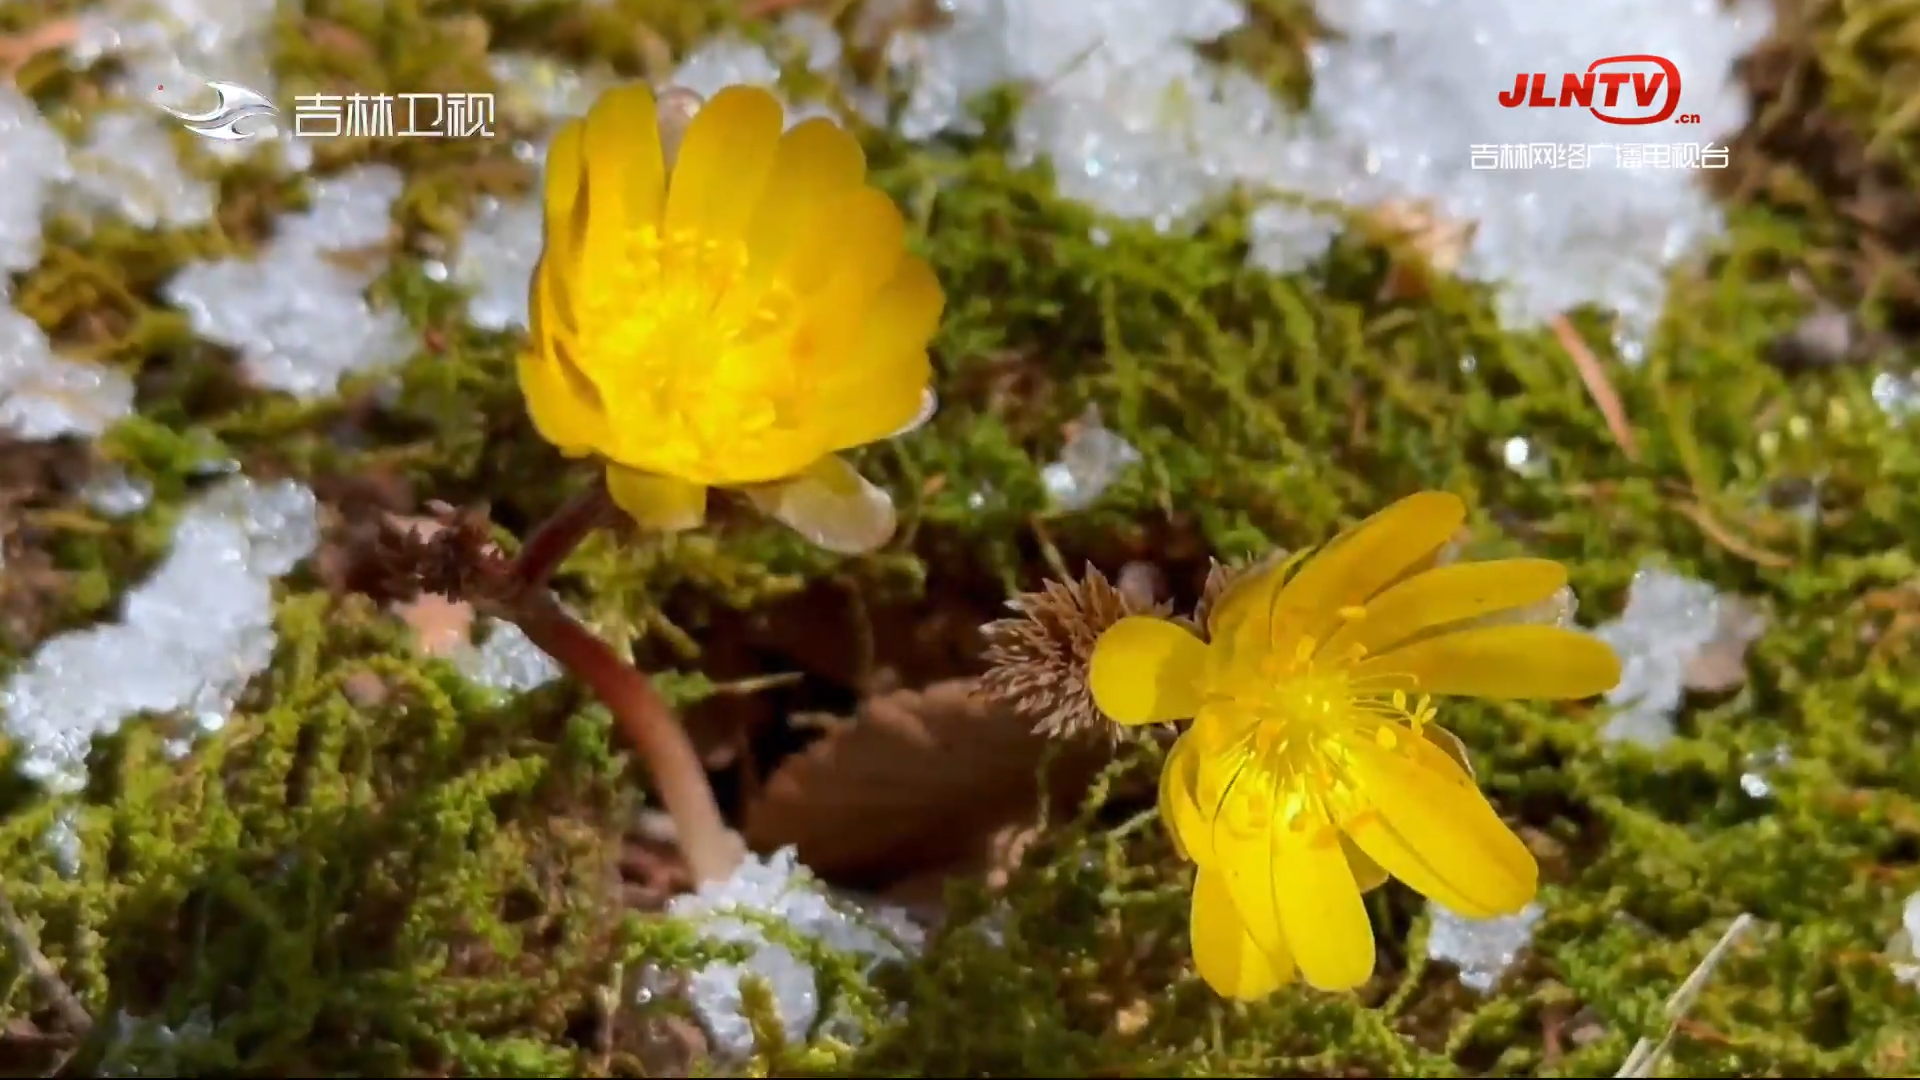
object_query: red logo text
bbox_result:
[1498,55,1690,125]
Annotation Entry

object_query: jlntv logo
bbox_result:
[150,79,279,141]
[1498,55,1696,126]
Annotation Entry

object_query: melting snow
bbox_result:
[72,0,312,171]
[1890,892,1920,987]
[665,848,921,1060]
[883,0,1770,336]
[1593,564,1757,749]
[451,619,562,694]
[67,109,219,230]
[0,477,318,791]
[452,196,543,333]
[1042,405,1142,511]
[162,164,414,398]
[1427,902,1544,992]
[80,467,157,518]
[0,89,71,275]
[0,306,137,442]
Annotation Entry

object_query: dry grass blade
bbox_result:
[0,887,91,1038]
[1669,499,1795,569]
[1615,913,1757,1078]
[1551,314,1641,461]
[741,678,1106,889]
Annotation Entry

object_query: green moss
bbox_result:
[3,0,1919,1075]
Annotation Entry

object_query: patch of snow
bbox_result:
[0,89,72,275]
[1426,901,1544,992]
[162,164,414,398]
[451,619,562,694]
[0,306,136,441]
[665,848,922,1060]
[880,0,1771,336]
[0,477,318,791]
[67,109,219,230]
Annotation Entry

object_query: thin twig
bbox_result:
[1615,913,1757,1078]
[508,593,745,884]
[1551,315,1641,462]
[711,672,805,696]
[1669,500,1795,569]
[510,479,615,588]
[0,887,92,1037]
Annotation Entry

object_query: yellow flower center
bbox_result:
[1206,626,1437,839]
[574,226,803,478]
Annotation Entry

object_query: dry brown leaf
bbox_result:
[1681,595,1768,693]
[630,1013,707,1078]
[742,678,1107,889]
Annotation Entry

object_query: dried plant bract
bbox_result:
[979,564,1172,739]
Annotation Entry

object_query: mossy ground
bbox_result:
[3,0,1919,1075]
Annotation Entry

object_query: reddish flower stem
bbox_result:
[508,594,744,883]
[510,480,617,588]
[488,479,743,883]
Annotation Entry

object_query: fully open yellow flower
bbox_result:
[1087,491,1622,999]
[518,82,943,554]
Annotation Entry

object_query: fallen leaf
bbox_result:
[742,679,1107,890]
[1682,595,1768,693]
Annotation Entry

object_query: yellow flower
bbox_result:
[1086,491,1622,999]
[518,82,943,554]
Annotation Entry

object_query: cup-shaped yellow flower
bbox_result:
[1087,491,1622,999]
[517,82,943,554]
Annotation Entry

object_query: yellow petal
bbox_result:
[1212,794,1289,965]
[1203,549,1312,689]
[1423,725,1478,784]
[1159,732,1216,865]
[1321,558,1569,661]
[1190,867,1295,1000]
[516,346,605,459]
[606,466,707,532]
[538,120,587,321]
[888,388,939,439]
[1271,492,1467,660]
[743,117,868,274]
[1087,616,1207,726]
[1342,732,1537,918]
[741,455,896,554]
[826,256,942,450]
[1341,835,1389,892]
[785,185,908,306]
[577,83,668,272]
[1356,624,1623,699]
[519,259,611,457]
[1271,828,1376,991]
[663,85,785,242]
